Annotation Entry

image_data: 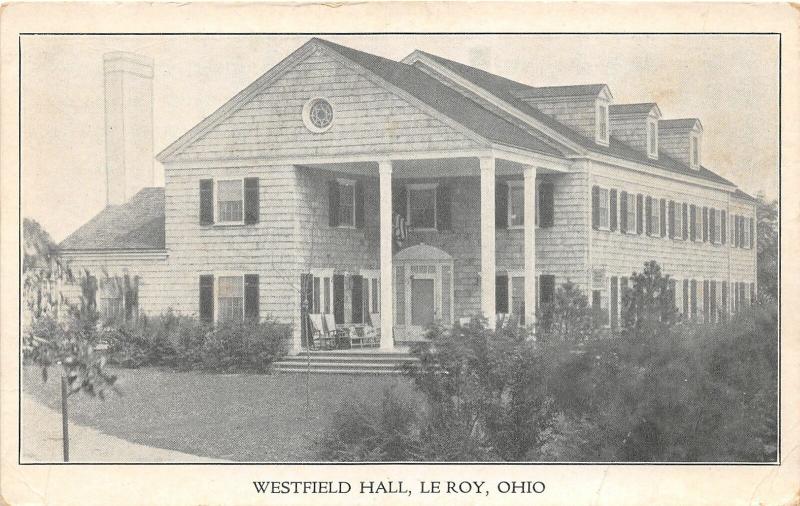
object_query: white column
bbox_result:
[480,156,496,327]
[524,165,537,329]
[379,160,394,350]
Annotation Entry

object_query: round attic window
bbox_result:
[302,98,334,133]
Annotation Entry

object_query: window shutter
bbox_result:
[660,198,666,237]
[354,180,365,229]
[199,179,214,225]
[609,189,618,231]
[539,182,554,228]
[495,274,509,314]
[636,194,644,234]
[682,203,688,240]
[645,196,652,235]
[749,217,754,249]
[436,182,452,231]
[703,280,710,322]
[668,201,675,239]
[328,181,340,227]
[722,281,728,318]
[496,181,508,229]
[610,276,618,328]
[199,275,214,323]
[392,185,407,220]
[244,274,259,320]
[721,210,726,244]
[690,205,696,241]
[702,207,708,242]
[683,279,689,316]
[539,274,555,306]
[351,275,363,323]
[619,191,628,233]
[709,208,716,243]
[737,216,743,248]
[333,274,345,324]
[591,185,600,229]
[123,274,139,321]
[243,177,260,224]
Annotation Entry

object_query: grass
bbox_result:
[22,366,416,462]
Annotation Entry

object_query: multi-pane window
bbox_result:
[647,119,658,158]
[596,103,609,144]
[508,183,525,227]
[694,207,703,242]
[674,202,684,240]
[625,194,637,233]
[713,209,722,244]
[690,134,700,168]
[337,180,355,227]
[99,278,124,322]
[217,276,243,321]
[408,186,437,229]
[598,188,610,229]
[649,198,660,236]
[217,179,243,222]
[511,276,525,319]
[743,217,751,248]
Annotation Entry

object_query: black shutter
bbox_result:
[300,274,313,347]
[495,274,509,314]
[354,180,365,229]
[702,207,709,242]
[610,276,618,328]
[683,279,689,316]
[199,179,214,225]
[645,196,652,235]
[619,191,628,233]
[351,275,363,323]
[690,205,696,241]
[660,198,666,237]
[539,274,555,306]
[591,186,600,229]
[199,275,214,323]
[496,181,508,229]
[709,208,716,243]
[636,194,644,234]
[539,182,554,228]
[710,281,717,322]
[437,182,452,231]
[749,217,754,249]
[244,274,259,320]
[328,180,340,227]
[682,203,688,240]
[124,274,138,321]
[609,189,617,231]
[244,177,259,224]
[392,185,407,220]
[703,280,710,322]
[721,210,726,244]
[333,274,345,324]
[668,201,675,239]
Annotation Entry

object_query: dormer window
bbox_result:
[690,133,701,169]
[647,119,658,159]
[596,102,609,145]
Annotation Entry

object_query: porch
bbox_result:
[294,150,569,352]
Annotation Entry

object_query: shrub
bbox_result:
[537,280,593,343]
[198,318,291,373]
[316,386,423,461]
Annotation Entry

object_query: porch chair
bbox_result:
[308,313,337,350]
[364,313,381,347]
[323,313,348,349]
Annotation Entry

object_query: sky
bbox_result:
[20,34,779,241]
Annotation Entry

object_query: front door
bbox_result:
[411,278,435,327]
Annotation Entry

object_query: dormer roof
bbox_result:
[660,118,703,131]
[610,103,662,117]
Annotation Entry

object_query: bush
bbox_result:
[199,318,291,373]
[316,386,423,461]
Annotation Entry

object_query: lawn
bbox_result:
[22,366,416,462]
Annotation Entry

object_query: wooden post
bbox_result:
[379,160,394,350]
[60,371,70,462]
[524,165,538,330]
[480,156,496,327]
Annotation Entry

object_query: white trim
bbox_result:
[213,177,245,225]
[59,249,168,260]
[690,132,702,170]
[406,183,439,230]
[302,97,335,133]
[595,100,610,146]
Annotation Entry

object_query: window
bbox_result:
[507,182,525,228]
[713,209,722,244]
[647,119,658,158]
[625,193,636,233]
[730,214,737,248]
[511,276,525,322]
[648,197,660,236]
[690,134,701,169]
[217,179,243,223]
[217,276,243,321]
[302,97,334,133]
[337,180,356,227]
[743,217,751,248]
[694,206,703,242]
[407,184,437,229]
[674,202,683,240]
[596,102,609,145]
[598,188,610,229]
[99,277,124,322]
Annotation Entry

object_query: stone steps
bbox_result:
[272,350,417,375]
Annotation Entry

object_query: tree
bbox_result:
[22,218,72,321]
[755,193,778,300]
[537,281,593,342]
[621,260,678,342]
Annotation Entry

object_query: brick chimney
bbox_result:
[104,51,154,206]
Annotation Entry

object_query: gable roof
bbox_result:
[610,103,661,116]
[59,188,165,250]
[407,49,734,187]
[660,118,703,131]
[513,83,609,100]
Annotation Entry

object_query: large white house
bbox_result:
[59,38,758,352]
